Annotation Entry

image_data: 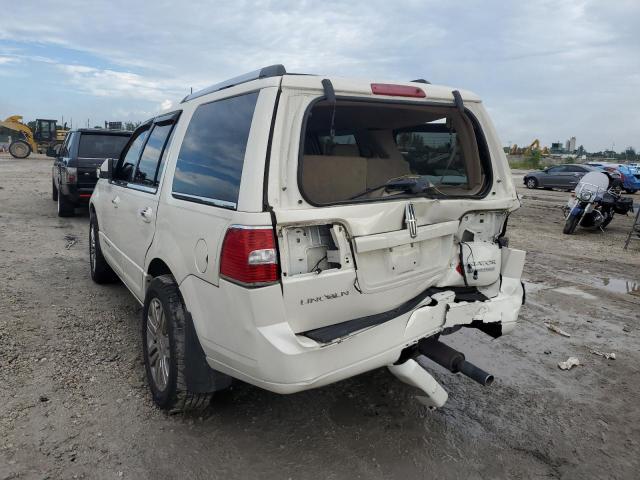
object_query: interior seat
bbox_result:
[302,155,366,203]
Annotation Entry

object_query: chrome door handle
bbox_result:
[139,207,153,222]
[111,196,120,207]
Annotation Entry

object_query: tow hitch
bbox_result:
[388,338,494,408]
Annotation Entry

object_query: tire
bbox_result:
[8,140,31,159]
[142,275,216,412]
[563,215,580,234]
[52,180,58,201]
[525,177,538,189]
[601,215,614,230]
[57,189,74,217]
[89,214,117,283]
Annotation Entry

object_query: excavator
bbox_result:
[509,139,550,156]
[0,116,68,158]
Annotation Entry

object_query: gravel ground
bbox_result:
[1,156,639,479]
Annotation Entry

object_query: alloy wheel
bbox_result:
[89,224,96,272]
[146,298,171,391]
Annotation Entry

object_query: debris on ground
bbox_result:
[64,234,77,249]
[558,357,580,370]
[589,348,616,360]
[544,322,571,338]
[622,325,631,333]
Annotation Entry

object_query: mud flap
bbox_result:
[183,311,233,393]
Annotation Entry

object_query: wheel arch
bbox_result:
[147,257,173,279]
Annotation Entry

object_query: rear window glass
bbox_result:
[300,101,490,205]
[78,134,130,158]
[172,92,258,207]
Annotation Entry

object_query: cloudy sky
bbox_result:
[1,0,638,152]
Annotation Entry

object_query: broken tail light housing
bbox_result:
[371,83,426,98]
[220,226,279,287]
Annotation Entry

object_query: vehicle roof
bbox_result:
[74,128,132,135]
[183,64,481,104]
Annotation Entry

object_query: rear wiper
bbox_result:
[349,177,433,200]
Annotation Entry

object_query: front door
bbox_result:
[105,118,177,301]
[542,166,565,187]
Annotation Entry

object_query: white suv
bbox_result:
[89,65,526,412]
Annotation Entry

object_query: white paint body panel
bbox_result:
[90,72,526,398]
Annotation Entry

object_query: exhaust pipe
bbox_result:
[418,338,494,386]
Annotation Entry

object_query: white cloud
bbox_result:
[0,0,638,150]
[0,56,19,64]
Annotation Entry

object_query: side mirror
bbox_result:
[543,168,550,173]
[99,158,116,180]
[46,144,60,157]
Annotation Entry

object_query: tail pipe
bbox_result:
[418,338,494,386]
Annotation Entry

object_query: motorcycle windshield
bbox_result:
[576,172,609,198]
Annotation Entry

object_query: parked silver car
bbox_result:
[523,164,595,190]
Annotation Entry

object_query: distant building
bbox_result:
[569,136,576,153]
[565,140,570,152]
[551,142,564,154]
[105,121,123,130]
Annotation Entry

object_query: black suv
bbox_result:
[51,129,131,217]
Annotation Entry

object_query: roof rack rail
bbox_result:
[181,64,286,103]
[411,78,431,84]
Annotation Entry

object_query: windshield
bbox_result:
[78,134,130,158]
[299,100,490,205]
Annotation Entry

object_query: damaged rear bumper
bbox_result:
[204,276,524,395]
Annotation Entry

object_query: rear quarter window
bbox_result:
[172,92,259,207]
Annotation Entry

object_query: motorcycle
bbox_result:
[562,171,634,235]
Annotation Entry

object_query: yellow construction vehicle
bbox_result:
[509,139,550,156]
[0,116,68,158]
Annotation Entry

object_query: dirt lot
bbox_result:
[1,156,639,479]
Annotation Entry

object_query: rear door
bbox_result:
[562,165,589,189]
[105,114,178,300]
[53,132,72,189]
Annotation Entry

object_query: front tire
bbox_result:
[563,215,580,234]
[89,214,117,283]
[142,275,215,412]
[52,180,58,201]
[8,140,31,159]
[525,177,538,189]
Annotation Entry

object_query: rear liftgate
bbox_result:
[273,83,521,406]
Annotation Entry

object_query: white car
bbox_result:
[89,65,526,411]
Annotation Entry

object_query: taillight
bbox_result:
[65,167,77,184]
[371,83,426,98]
[456,263,464,276]
[220,226,279,287]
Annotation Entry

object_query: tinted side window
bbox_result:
[116,128,149,181]
[133,123,174,187]
[60,133,72,157]
[172,92,259,207]
[547,166,563,173]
